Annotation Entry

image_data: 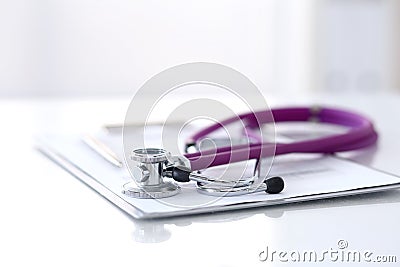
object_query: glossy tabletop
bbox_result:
[1,93,400,266]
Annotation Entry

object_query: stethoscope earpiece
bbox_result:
[264,176,284,194]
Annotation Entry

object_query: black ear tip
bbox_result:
[185,142,196,153]
[265,176,284,194]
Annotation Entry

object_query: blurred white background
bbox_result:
[1,0,399,97]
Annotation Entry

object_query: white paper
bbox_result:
[37,126,400,219]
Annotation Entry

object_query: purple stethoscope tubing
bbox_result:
[184,107,378,171]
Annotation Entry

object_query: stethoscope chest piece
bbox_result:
[122,148,181,199]
[123,147,285,199]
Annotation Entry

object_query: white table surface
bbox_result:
[1,92,400,266]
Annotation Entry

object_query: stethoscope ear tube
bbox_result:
[275,124,377,155]
[165,165,285,195]
[184,106,378,171]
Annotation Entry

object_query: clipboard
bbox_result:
[36,127,400,219]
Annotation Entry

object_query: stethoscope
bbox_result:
[122,106,378,199]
